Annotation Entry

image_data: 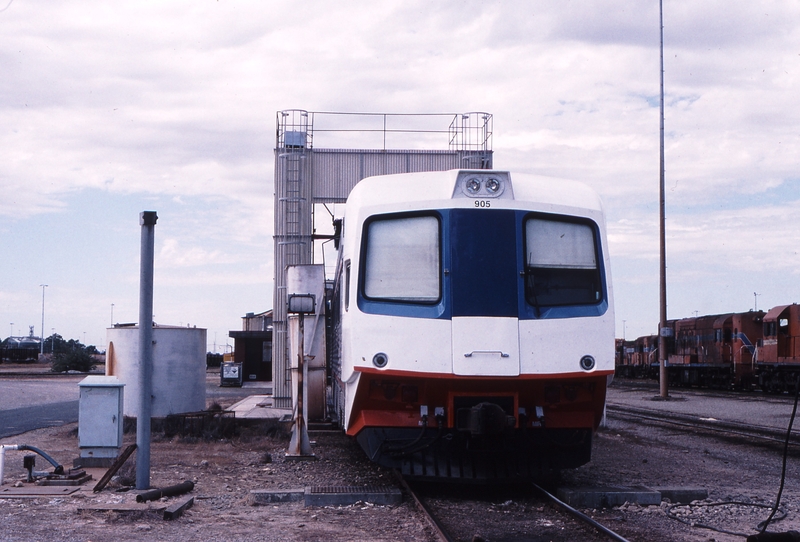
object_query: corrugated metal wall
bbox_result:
[272,147,492,407]
[308,149,491,202]
[271,110,493,408]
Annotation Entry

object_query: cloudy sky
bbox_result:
[2,0,798,350]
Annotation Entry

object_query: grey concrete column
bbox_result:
[136,211,157,490]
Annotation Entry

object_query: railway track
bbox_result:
[611,377,798,404]
[607,379,800,450]
[396,471,632,542]
[606,402,800,448]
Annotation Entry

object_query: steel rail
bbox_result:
[397,469,630,542]
[606,404,799,446]
[393,470,453,542]
[532,482,632,542]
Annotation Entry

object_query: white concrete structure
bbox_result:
[106,325,206,417]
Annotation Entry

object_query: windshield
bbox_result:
[524,217,602,307]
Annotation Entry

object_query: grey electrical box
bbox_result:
[77,376,124,467]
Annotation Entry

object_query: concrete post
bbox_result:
[136,211,157,490]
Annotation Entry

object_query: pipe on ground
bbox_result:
[136,480,195,503]
[1,444,64,485]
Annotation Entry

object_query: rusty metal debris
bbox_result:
[37,468,91,486]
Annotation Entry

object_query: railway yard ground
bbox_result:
[2,367,800,541]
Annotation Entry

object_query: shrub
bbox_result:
[51,348,96,373]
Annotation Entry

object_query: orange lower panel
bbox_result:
[346,372,608,436]
[347,408,598,436]
[347,410,422,436]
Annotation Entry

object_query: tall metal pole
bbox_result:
[39,284,48,354]
[136,211,157,490]
[658,0,670,398]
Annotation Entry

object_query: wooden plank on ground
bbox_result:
[163,496,194,520]
[93,443,137,493]
[77,502,167,513]
[0,486,80,498]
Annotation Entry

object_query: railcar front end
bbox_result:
[331,170,615,480]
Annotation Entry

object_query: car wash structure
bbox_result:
[271,110,493,408]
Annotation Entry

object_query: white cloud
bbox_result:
[1,0,800,345]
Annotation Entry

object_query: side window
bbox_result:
[363,215,440,303]
[524,217,601,307]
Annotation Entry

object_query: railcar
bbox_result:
[618,310,767,389]
[758,304,800,393]
[615,338,628,372]
[614,334,658,379]
[660,311,763,389]
[328,169,615,480]
[0,336,40,363]
[720,311,763,388]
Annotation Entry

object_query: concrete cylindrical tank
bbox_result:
[106,325,207,417]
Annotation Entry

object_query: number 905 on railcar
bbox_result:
[328,169,614,480]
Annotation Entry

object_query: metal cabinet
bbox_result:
[78,376,124,465]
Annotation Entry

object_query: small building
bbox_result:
[229,310,273,381]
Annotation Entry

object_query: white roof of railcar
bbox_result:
[346,169,604,212]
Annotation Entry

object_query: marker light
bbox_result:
[456,172,508,198]
[580,355,596,371]
[485,177,500,193]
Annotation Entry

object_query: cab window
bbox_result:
[362,215,440,302]
[524,217,601,307]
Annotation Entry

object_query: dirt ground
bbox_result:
[0,364,434,542]
[0,419,436,542]
[3,374,800,541]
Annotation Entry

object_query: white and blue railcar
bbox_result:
[329,169,614,479]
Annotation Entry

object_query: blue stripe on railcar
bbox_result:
[357,209,609,320]
[449,209,518,317]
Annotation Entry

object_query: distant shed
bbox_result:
[229,310,273,382]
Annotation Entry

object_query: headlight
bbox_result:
[466,178,481,194]
[485,177,500,193]
[373,352,388,368]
